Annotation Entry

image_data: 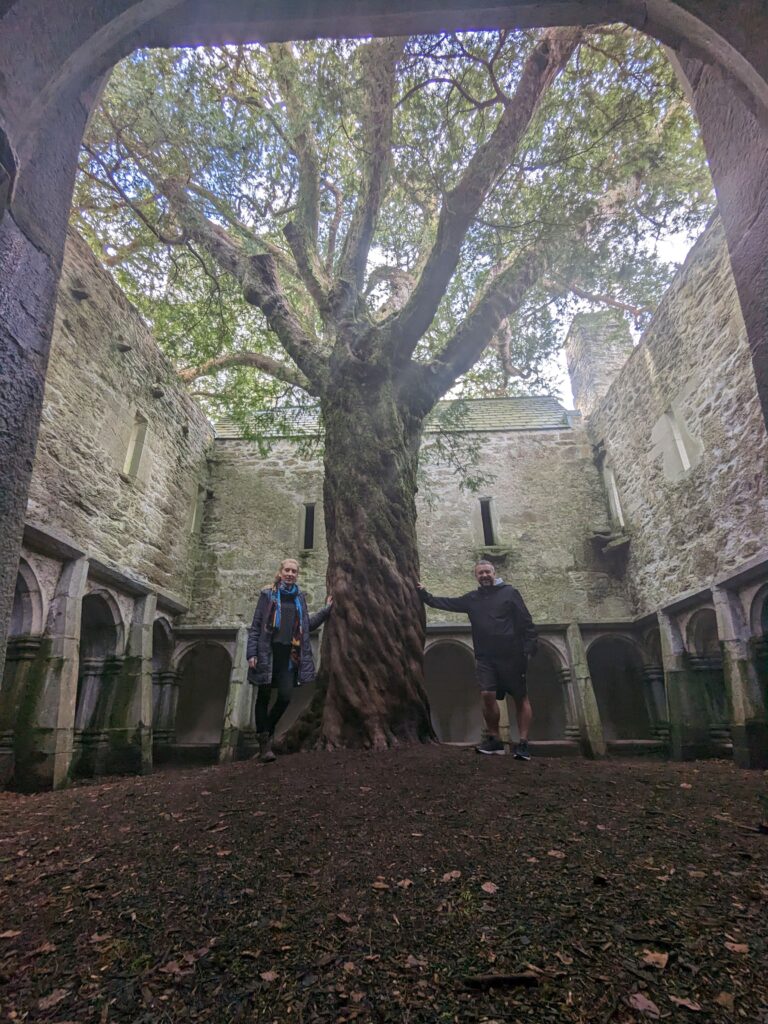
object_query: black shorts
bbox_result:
[475,656,527,702]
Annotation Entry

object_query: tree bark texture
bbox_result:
[288,374,435,750]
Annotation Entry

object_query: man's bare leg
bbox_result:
[515,696,532,741]
[481,691,501,737]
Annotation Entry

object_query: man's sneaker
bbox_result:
[513,739,531,761]
[475,735,505,756]
[258,732,277,763]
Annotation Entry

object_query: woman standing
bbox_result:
[247,558,331,762]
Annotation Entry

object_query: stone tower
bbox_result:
[565,311,634,418]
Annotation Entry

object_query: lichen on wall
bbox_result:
[26,233,214,605]
[588,219,768,612]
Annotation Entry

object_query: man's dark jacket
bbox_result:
[419,582,537,662]
[247,587,331,687]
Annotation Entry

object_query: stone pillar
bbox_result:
[713,585,768,768]
[565,623,605,758]
[14,556,88,790]
[74,657,105,730]
[124,592,156,775]
[642,665,670,744]
[658,610,717,761]
[219,627,248,763]
[559,666,582,743]
[154,670,181,746]
[0,95,94,688]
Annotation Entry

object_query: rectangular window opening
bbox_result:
[668,413,692,472]
[303,503,316,550]
[479,498,495,546]
[123,413,148,479]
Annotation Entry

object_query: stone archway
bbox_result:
[0,561,45,786]
[684,607,730,747]
[524,641,568,742]
[73,590,124,775]
[173,642,231,761]
[587,635,653,742]
[3,0,768,691]
[423,641,483,743]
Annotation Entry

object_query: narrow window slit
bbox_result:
[303,503,316,550]
[480,498,495,546]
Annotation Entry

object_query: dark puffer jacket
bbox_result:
[246,586,331,687]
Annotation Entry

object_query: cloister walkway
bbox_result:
[1,748,766,1022]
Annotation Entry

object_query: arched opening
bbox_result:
[525,643,567,741]
[174,643,231,760]
[424,642,483,743]
[151,618,176,746]
[685,607,729,744]
[587,636,653,742]
[75,592,121,732]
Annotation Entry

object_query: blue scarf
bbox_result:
[273,582,303,633]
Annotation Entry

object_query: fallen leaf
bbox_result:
[342,961,357,973]
[0,930,21,939]
[405,954,426,969]
[441,870,461,881]
[640,949,669,970]
[670,995,702,1011]
[526,857,538,863]
[158,959,183,975]
[628,992,660,1018]
[680,783,693,789]
[687,870,706,878]
[724,941,749,954]
[397,879,413,889]
[336,912,353,924]
[38,989,68,1011]
[481,881,499,895]
[555,951,574,965]
[90,933,111,943]
[547,850,566,859]
[715,992,735,1011]
[30,941,57,956]
[215,849,232,857]
[260,969,278,983]
[371,880,389,890]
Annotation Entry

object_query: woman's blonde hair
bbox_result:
[272,558,300,588]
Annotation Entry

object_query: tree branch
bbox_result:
[331,37,405,322]
[268,43,331,317]
[544,275,653,320]
[162,179,328,394]
[413,241,551,408]
[387,27,582,361]
[178,350,310,390]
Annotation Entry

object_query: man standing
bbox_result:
[418,561,537,758]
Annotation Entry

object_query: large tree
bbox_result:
[74,27,713,748]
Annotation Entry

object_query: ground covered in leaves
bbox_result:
[1,748,767,1023]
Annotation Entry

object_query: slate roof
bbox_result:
[214,396,571,440]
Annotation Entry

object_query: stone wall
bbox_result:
[189,413,632,629]
[588,220,768,612]
[27,233,213,605]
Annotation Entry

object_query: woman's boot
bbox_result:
[258,732,277,763]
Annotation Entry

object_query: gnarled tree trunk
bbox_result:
[287,372,435,750]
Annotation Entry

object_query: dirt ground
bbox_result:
[1,747,767,1023]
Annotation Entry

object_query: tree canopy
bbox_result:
[75,26,714,429]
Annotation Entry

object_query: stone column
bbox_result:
[713,585,768,768]
[642,665,670,744]
[154,670,180,747]
[14,555,88,790]
[219,627,248,763]
[0,91,95,688]
[658,610,717,761]
[565,623,605,758]
[123,592,156,775]
[559,666,582,743]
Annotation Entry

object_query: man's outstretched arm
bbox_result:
[511,588,538,655]
[416,584,472,613]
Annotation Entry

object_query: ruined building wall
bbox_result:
[189,414,631,629]
[26,233,213,604]
[588,220,768,612]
